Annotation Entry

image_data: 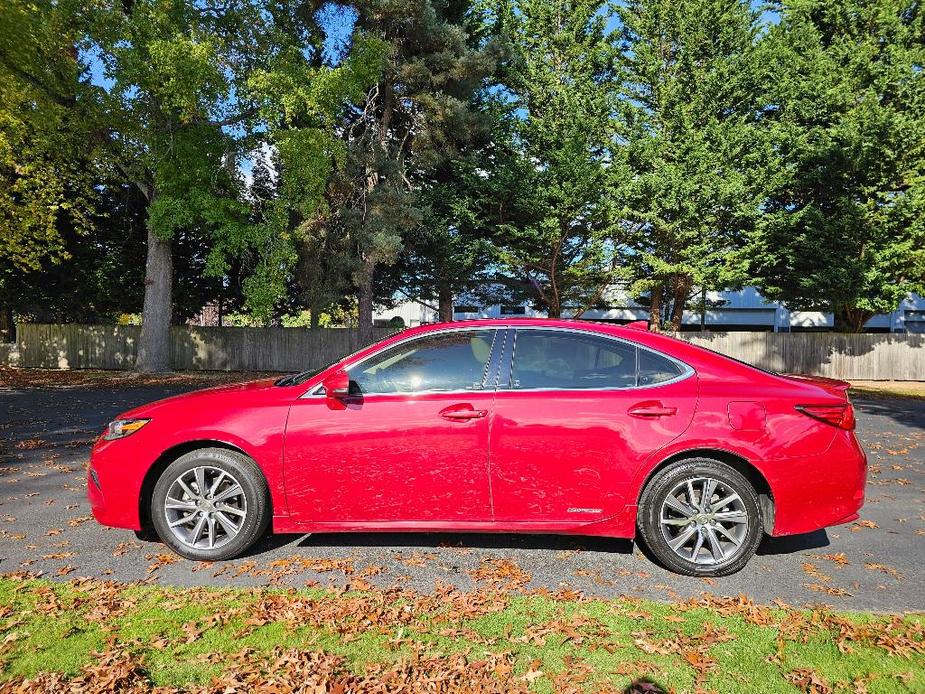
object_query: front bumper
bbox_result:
[86,437,144,530]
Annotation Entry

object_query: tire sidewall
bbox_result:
[638,459,763,577]
[150,448,270,562]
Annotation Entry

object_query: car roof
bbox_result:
[391,319,773,382]
[398,318,666,347]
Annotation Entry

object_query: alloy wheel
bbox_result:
[163,466,247,550]
[658,476,749,565]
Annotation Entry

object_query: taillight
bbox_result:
[796,403,855,430]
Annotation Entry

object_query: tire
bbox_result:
[150,447,271,561]
[637,458,763,577]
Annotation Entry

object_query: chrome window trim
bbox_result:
[505,325,694,393]
[303,323,694,398]
[303,326,500,398]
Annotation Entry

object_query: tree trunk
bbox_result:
[833,304,873,333]
[0,306,13,343]
[700,286,707,331]
[438,284,453,323]
[310,296,321,329]
[668,277,691,332]
[136,225,173,372]
[648,284,663,332]
[357,258,375,344]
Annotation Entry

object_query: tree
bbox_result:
[324,0,501,340]
[616,0,773,331]
[86,0,274,370]
[0,0,97,297]
[490,0,619,318]
[207,6,386,327]
[394,155,497,322]
[388,11,505,323]
[747,0,925,332]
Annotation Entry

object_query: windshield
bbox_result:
[273,338,392,387]
[274,363,336,387]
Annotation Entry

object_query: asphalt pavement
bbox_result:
[0,380,923,612]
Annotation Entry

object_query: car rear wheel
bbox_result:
[637,458,763,576]
[150,448,270,561]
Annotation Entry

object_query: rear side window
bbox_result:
[638,349,684,386]
[348,330,495,394]
[510,329,687,390]
[511,330,637,390]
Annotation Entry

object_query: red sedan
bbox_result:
[88,319,866,576]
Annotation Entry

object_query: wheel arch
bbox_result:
[138,440,268,532]
[638,448,775,534]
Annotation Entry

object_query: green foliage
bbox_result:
[747,0,925,331]
[0,0,97,271]
[2,0,923,336]
[616,0,773,330]
[490,0,619,318]
[215,31,387,324]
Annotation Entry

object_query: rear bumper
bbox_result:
[767,431,867,537]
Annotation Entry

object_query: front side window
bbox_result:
[348,330,495,394]
[511,330,637,390]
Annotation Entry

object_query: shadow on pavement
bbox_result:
[130,527,830,561]
[852,396,925,429]
[297,531,635,555]
[757,529,829,556]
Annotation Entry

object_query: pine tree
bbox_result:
[616,0,772,331]
[328,0,502,339]
[748,0,925,332]
[491,0,619,318]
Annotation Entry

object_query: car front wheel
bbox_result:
[150,447,270,561]
[637,459,763,576]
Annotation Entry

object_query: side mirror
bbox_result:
[322,369,350,399]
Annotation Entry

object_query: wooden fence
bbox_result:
[679,331,924,381]
[6,323,925,380]
[13,324,394,373]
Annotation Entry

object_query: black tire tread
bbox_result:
[150,447,270,562]
[637,458,763,577]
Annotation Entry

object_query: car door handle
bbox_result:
[439,405,487,421]
[628,402,677,418]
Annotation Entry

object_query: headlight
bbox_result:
[104,418,151,440]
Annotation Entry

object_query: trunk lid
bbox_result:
[780,373,851,400]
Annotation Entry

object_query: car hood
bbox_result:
[115,377,283,419]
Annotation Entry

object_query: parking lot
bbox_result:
[1,377,922,612]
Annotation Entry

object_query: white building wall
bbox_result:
[372,301,438,327]
[379,288,925,333]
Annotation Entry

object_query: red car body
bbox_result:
[88,319,866,544]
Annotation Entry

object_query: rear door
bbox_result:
[488,328,698,523]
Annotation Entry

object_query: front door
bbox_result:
[489,328,697,523]
[284,328,498,523]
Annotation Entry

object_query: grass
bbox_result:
[0,576,922,692]
[850,381,925,401]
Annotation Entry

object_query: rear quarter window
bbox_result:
[637,349,684,386]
